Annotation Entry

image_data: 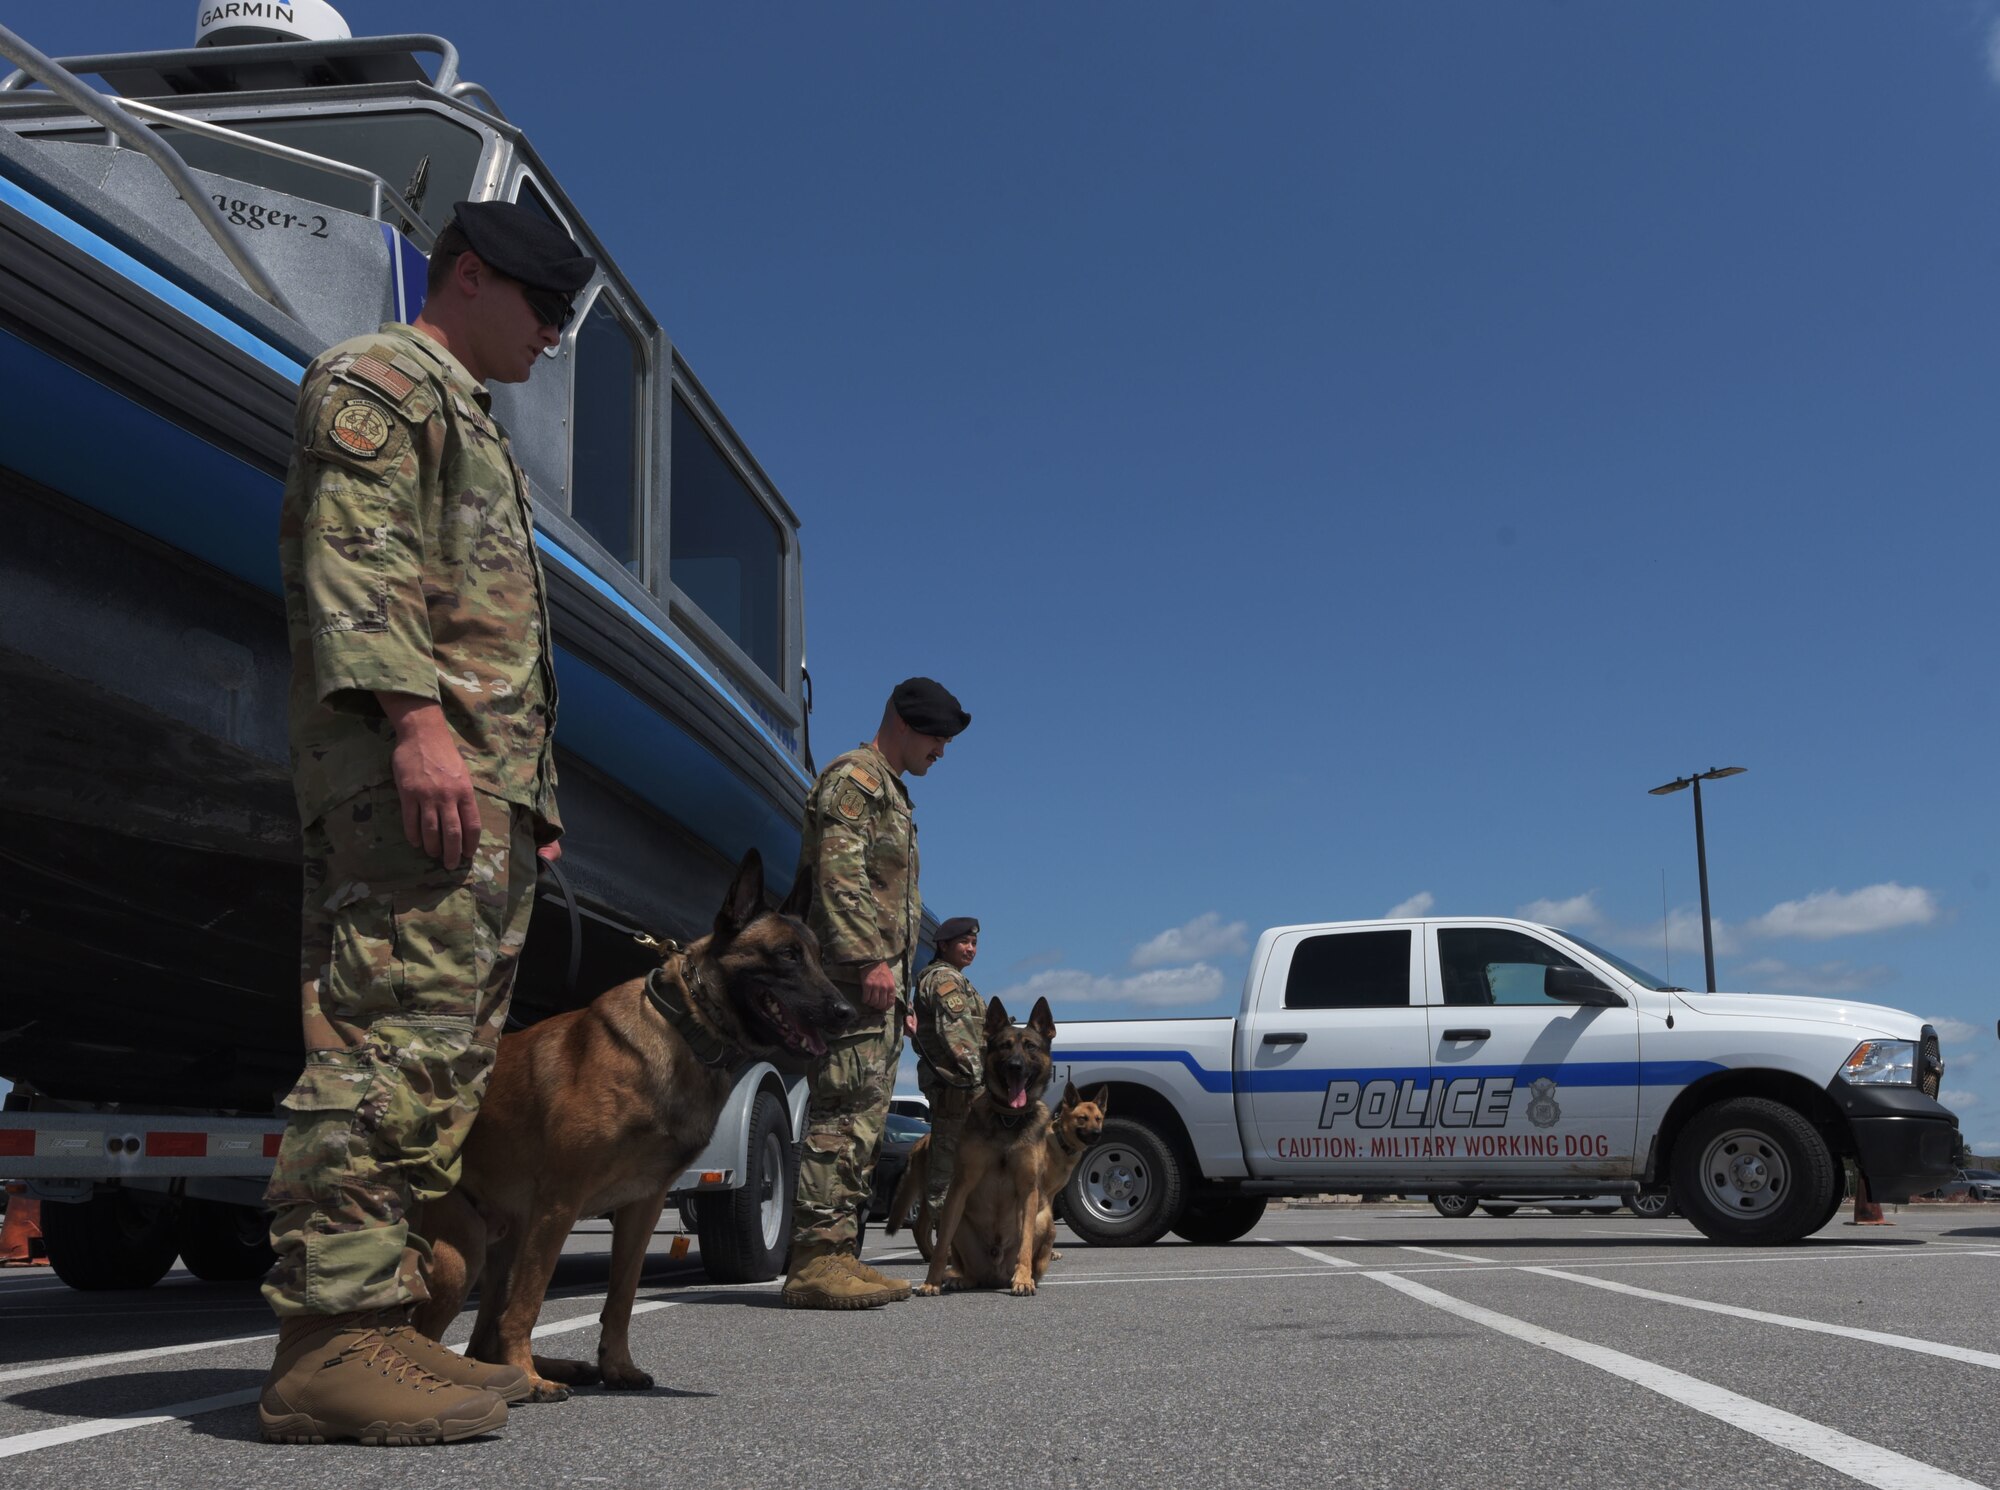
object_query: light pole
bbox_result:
[1648,766,1747,993]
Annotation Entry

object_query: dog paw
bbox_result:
[532,1355,601,1386]
[1049,1248,1065,1261]
[527,1378,573,1403]
[913,1282,942,1296]
[600,1363,654,1392]
[1010,1276,1038,1296]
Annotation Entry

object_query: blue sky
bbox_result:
[26,3,2000,1143]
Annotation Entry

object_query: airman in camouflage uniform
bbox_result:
[911,916,985,1243]
[259,202,593,1446]
[784,677,970,1310]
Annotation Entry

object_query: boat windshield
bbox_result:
[1556,932,1684,992]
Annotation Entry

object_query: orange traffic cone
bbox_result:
[0,1194,48,1265]
[1846,1175,1893,1227]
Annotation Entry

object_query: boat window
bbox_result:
[670,393,784,683]
[515,178,563,229]
[570,294,644,575]
[146,111,481,237]
[1284,930,1412,1009]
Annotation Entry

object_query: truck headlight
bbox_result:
[1841,1040,1917,1086]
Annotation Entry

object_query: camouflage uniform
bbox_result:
[911,960,984,1218]
[791,744,919,1251]
[264,323,558,1318]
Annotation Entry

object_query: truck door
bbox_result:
[1238,924,1430,1178]
[1421,925,1640,1180]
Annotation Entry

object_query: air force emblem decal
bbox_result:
[1525,1076,1562,1129]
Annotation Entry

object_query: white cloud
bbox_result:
[1385,891,1434,918]
[1987,17,2000,86]
[1941,1088,1979,1109]
[1742,883,1938,941]
[1930,1017,1982,1046]
[995,962,1228,1011]
[1131,913,1248,969]
[1733,958,1893,997]
[1518,891,1602,929]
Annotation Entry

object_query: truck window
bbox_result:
[1284,930,1410,1009]
[1438,928,1570,1006]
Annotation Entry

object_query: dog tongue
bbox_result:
[1008,1079,1028,1109]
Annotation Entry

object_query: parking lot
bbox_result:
[0,1204,1994,1489]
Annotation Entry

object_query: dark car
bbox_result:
[868,1111,932,1221]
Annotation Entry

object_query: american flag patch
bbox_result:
[347,354,416,402]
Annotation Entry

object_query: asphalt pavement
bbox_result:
[0,1204,1995,1489]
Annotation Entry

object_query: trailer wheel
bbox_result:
[176,1198,275,1282]
[1671,1096,1836,1246]
[1429,1194,1479,1218]
[1626,1188,1675,1218]
[41,1189,180,1290]
[1170,1196,1267,1245]
[1062,1118,1185,1247]
[696,1089,795,1283]
[1479,1204,1519,1217]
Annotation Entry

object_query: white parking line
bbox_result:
[1367,1271,1990,1490]
[0,1301,674,1459]
[1285,1245,1358,1268]
[1525,1268,2000,1370]
[1400,1245,1484,1263]
[0,1331,276,1386]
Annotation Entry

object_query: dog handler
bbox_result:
[910,916,986,1251]
[259,202,592,1444]
[783,677,969,1309]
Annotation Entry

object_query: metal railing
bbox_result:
[0,20,300,318]
[0,34,461,95]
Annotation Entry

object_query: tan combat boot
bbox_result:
[259,1312,509,1445]
[372,1308,534,1404]
[782,1241,897,1309]
[840,1250,912,1302]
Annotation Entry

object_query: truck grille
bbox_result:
[1918,1024,1942,1099]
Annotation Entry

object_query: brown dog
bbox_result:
[414,849,852,1401]
[914,996,1056,1298]
[1032,1081,1108,1281]
[884,1133,938,1259]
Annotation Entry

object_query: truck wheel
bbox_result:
[1626,1188,1675,1218]
[696,1089,795,1283]
[175,1198,275,1282]
[1171,1196,1267,1245]
[1671,1096,1835,1246]
[1478,1204,1519,1218]
[41,1189,180,1290]
[1063,1118,1186,1247]
[1430,1194,1479,1218]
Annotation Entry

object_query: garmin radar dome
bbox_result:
[195,1,352,48]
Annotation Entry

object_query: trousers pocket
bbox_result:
[280,1048,375,1115]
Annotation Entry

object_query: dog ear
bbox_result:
[1092,1085,1110,1115]
[1056,1080,1079,1113]
[984,997,1010,1037]
[715,848,765,941]
[777,868,813,923]
[1027,996,1056,1042]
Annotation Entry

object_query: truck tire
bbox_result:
[175,1198,275,1282]
[1062,1118,1185,1247]
[1430,1194,1479,1218]
[41,1189,180,1290]
[1170,1196,1267,1245]
[696,1089,795,1283]
[1479,1204,1519,1217]
[1671,1096,1836,1246]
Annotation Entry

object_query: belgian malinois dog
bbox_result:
[884,1131,938,1259]
[1032,1081,1108,1281]
[914,996,1056,1298]
[415,849,852,1401]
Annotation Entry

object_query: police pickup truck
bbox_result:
[1049,918,1958,1248]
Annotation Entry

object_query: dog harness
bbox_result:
[641,950,737,1070]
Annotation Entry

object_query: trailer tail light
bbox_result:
[264,1133,284,1158]
[145,1132,207,1159]
[0,1132,30,1158]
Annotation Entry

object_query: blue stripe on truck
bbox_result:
[1054,1051,1727,1094]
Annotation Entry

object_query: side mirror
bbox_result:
[1546,966,1626,1007]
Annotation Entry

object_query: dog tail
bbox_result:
[886,1134,929,1235]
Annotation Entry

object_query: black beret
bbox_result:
[892,677,969,738]
[935,917,980,944]
[449,200,595,294]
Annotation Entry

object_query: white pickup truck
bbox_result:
[1048,917,1958,1248]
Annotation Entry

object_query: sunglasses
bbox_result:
[521,283,577,330]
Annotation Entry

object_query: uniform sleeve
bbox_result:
[913,968,982,1085]
[808,770,892,968]
[296,382,436,713]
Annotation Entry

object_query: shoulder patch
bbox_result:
[346,354,416,403]
[845,764,882,795]
[329,398,392,458]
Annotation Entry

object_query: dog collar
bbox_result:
[992,1105,1036,1132]
[643,959,736,1069]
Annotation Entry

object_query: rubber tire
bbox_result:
[175,1198,275,1282]
[1479,1204,1519,1218]
[1671,1096,1836,1246]
[1170,1196,1268,1245]
[1808,1175,1847,1236]
[1626,1188,1675,1218]
[1430,1194,1479,1218]
[1062,1117,1186,1247]
[41,1189,180,1290]
[696,1089,796,1283]
[1586,1205,1621,1216]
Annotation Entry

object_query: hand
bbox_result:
[537,839,563,864]
[859,961,897,1012]
[904,1010,917,1036]
[381,695,480,869]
